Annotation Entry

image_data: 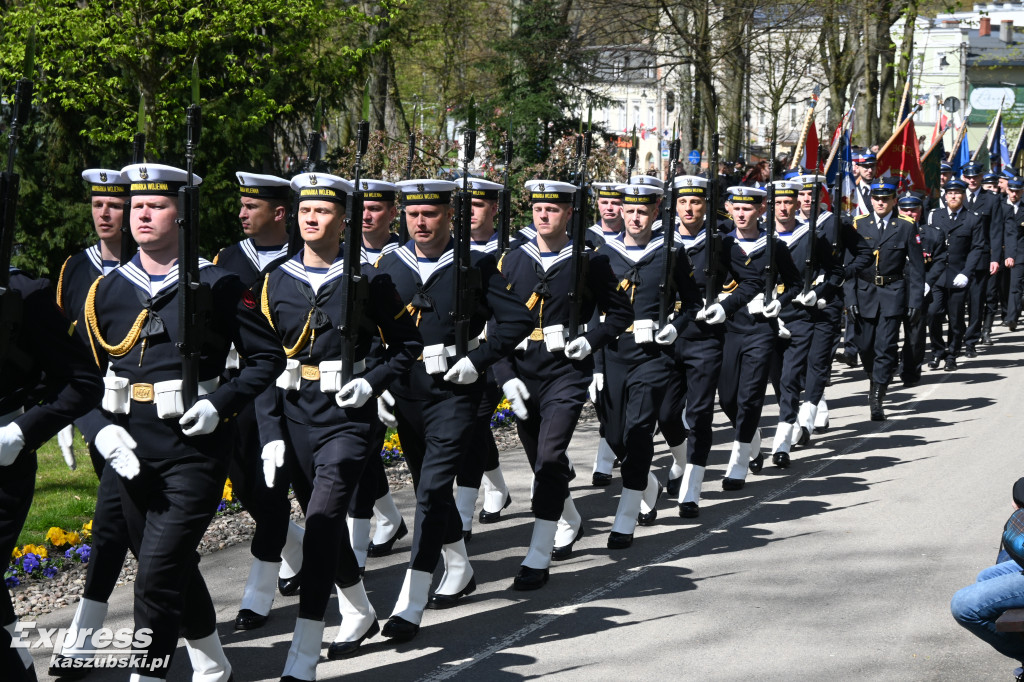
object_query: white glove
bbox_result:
[924,282,931,297]
[953,273,969,288]
[179,399,220,437]
[377,390,398,429]
[746,292,765,316]
[57,424,76,470]
[564,336,592,360]
[502,378,530,420]
[336,378,373,408]
[816,297,827,309]
[588,373,604,403]
[444,356,479,385]
[261,440,286,488]
[93,424,140,479]
[655,323,678,345]
[0,422,25,467]
[763,298,782,318]
[697,303,726,325]
[777,319,792,340]
[795,290,818,308]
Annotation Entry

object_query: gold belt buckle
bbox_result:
[131,383,154,403]
[874,275,885,285]
[301,365,320,381]
[529,328,544,342]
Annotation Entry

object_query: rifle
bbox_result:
[804,174,822,295]
[397,132,415,242]
[339,120,370,387]
[497,137,513,254]
[568,120,593,340]
[704,132,723,305]
[177,57,209,410]
[122,97,145,265]
[452,128,481,357]
[764,138,778,300]
[658,138,681,328]
[0,32,34,364]
[289,102,323,254]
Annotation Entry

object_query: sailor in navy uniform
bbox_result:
[0,270,103,682]
[720,185,801,481]
[348,179,408,569]
[255,173,421,678]
[207,172,302,632]
[373,179,532,642]
[453,178,515,539]
[48,169,133,676]
[76,163,285,681]
[491,179,631,581]
[793,173,872,444]
[848,180,925,420]
[924,180,987,371]
[596,181,697,540]
[587,182,625,248]
[663,175,763,517]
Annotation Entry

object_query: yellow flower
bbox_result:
[45,528,67,547]
[64,532,81,546]
[81,520,93,538]
[222,479,233,502]
[23,544,47,559]
[11,547,22,560]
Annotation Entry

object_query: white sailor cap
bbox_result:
[354,179,398,202]
[291,172,353,204]
[396,179,459,205]
[772,180,805,196]
[82,169,129,197]
[630,174,665,189]
[727,186,767,204]
[616,182,663,205]
[592,182,624,199]
[525,180,577,204]
[464,177,503,200]
[793,174,828,189]
[236,172,290,200]
[121,163,202,196]
[672,175,709,196]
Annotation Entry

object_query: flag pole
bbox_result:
[893,66,913,135]
[971,96,1004,162]
[921,121,951,163]
[789,97,818,169]
[876,103,923,159]
[947,120,969,163]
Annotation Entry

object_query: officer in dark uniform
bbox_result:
[77,163,285,681]
[493,179,631,580]
[895,193,929,385]
[662,175,763,517]
[985,170,1012,335]
[255,172,421,677]
[1001,178,1024,330]
[961,162,999,354]
[720,185,802,482]
[854,151,877,214]
[209,172,301,631]
[49,169,133,676]
[0,270,103,682]
[924,180,987,371]
[848,180,925,421]
[373,178,532,642]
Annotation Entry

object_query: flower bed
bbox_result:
[6,522,93,588]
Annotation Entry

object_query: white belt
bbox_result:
[276,359,366,392]
[516,325,584,352]
[422,337,480,374]
[0,408,24,427]
[102,377,219,417]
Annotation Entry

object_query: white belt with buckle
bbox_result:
[422,337,480,374]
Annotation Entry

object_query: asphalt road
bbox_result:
[27,326,1024,681]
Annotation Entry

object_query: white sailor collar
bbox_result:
[732,230,768,256]
[116,254,215,297]
[85,244,104,274]
[519,238,576,269]
[279,250,346,288]
[240,238,289,272]
[601,230,666,263]
[394,239,455,284]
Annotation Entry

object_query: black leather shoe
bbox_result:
[512,565,549,590]
[607,531,633,549]
[795,426,810,447]
[965,345,978,358]
[927,356,941,370]
[278,572,301,597]
[49,656,90,679]
[944,357,958,372]
[901,373,920,387]
[381,616,419,642]
[612,458,621,468]
[592,472,612,487]
[772,451,791,468]
[327,619,380,659]
[678,502,700,518]
[367,520,408,558]
[478,494,512,524]
[427,575,476,609]
[1009,320,1018,332]
[234,608,268,630]
[665,475,682,498]
[722,477,745,491]
[748,453,764,473]
[636,485,662,526]
[551,525,584,560]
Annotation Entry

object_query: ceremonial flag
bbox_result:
[990,110,1011,172]
[1012,117,1024,172]
[838,128,862,216]
[876,111,927,191]
[895,66,914,131]
[798,120,819,171]
[950,126,970,175]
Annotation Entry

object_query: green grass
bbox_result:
[18,432,98,547]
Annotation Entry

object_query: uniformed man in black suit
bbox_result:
[0,270,103,682]
[373,178,532,642]
[255,172,422,677]
[854,151,877,215]
[49,169,134,676]
[895,193,928,385]
[77,163,285,681]
[848,180,925,421]
[1001,178,1024,330]
[924,180,988,371]
[961,162,999,353]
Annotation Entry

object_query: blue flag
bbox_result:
[990,114,1012,172]
[951,129,971,175]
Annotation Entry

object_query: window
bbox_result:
[789,103,797,127]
